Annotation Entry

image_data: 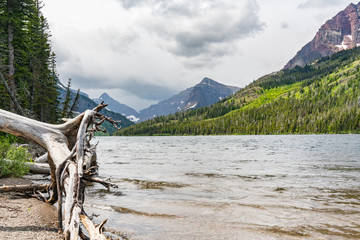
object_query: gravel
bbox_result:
[0,178,62,240]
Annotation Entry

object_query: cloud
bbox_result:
[118,0,265,68]
[121,78,177,100]
[68,73,177,102]
[298,0,346,9]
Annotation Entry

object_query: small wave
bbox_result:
[236,203,266,210]
[111,205,177,218]
[110,161,130,165]
[309,223,360,239]
[88,188,125,197]
[323,166,360,172]
[121,178,189,190]
[185,173,226,178]
[266,225,310,237]
[315,188,360,201]
[185,172,283,181]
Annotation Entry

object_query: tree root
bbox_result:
[0,102,119,239]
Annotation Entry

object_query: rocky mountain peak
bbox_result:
[284,2,360,69]
[100,92,110,98]
[200,77,217,86]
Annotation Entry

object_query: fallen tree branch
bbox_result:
[35,152,48,163]
[0,184,48,192]
[29,162,50,174]
[80,214,110,240]
[83,175,119,190]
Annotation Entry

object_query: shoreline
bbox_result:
[0,177,62,240]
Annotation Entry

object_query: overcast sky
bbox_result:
[42,0,356,111]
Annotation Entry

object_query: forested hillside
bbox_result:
[116,47,360,135]
[0,0,59,123]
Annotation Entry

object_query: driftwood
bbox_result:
[3,159,51,174]
[0,103,119,240]
[0,183,48,192]
[80,215,110,240]
[35,152,49,163]
[29,162,51,174]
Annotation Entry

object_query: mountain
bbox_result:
[93,93,140,122]
[57,82,134,134]
[115,46,360,136]
[57,80,89,101]
[139,77,240,121]
[285,2,360,69]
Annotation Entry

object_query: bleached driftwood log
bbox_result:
[28,162,50,174]
[0,183,48,192]
[2,159,51,174]
[35,152,48,163]
[0,103,118,240]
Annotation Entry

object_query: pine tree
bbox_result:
[61,78,72,118]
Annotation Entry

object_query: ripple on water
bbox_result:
[111,205,178,218]
[91,135,360,239]
[185,172,285,181]
[121,178,190,190]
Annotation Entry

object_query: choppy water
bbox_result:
[85,135,360,239]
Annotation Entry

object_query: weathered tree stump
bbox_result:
[0,103,119,240]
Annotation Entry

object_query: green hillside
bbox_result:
[115,47,360,136]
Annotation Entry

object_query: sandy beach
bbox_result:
[0,178,62,240]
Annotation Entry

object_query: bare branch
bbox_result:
[80,214,110,240]
[83,175,118,190]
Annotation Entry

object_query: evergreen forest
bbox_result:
[0,0,59,122]
[116,47,360,136]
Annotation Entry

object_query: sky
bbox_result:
[42,0,356,111]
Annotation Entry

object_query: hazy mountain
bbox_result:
[93,93,140,122]
[59,77,239,126]
[57,82,134,133]
[285,2,360,69]
[138,77,240,121]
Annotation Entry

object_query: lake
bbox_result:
[85,135,360,239]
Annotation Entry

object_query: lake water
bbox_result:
[85,135,360,239]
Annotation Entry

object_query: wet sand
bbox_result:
[0,178,62,240]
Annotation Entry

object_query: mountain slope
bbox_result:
[285,2,360,69]
[115,47,360,136]
[139,77,240,121]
